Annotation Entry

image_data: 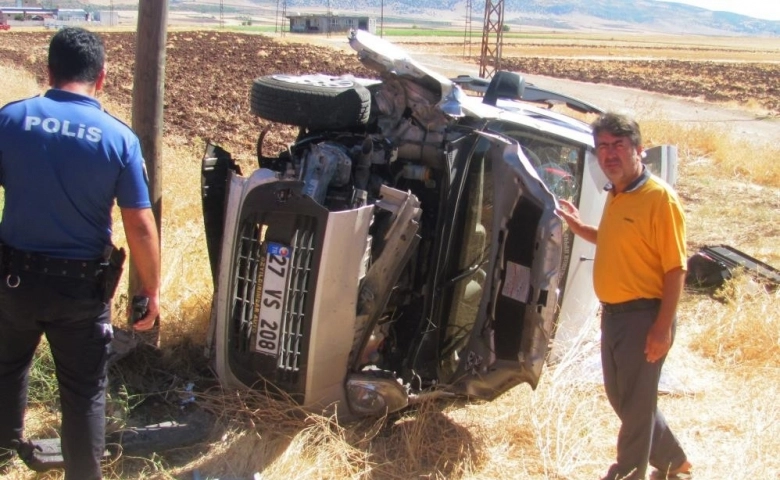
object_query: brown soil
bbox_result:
[1,30,777,161]
[396,40,780,114]
[0,31,373,159]
[498,57,780,113]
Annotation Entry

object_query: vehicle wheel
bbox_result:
[250,74,371,130]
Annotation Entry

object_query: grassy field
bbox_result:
[1,30,779,480]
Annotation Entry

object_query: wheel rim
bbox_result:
[272,74,355,88]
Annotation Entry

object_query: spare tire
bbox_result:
[250,74,372,130]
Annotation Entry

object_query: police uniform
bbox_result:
[594,166,689,480]
[0,89,150,479]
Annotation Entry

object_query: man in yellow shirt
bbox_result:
[558,112,691,480]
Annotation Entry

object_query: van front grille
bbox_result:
[276,218,316,381]
[230,216,316,387]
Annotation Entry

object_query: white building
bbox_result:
[287,14,376,34]
[95,10,120,27]
[56,8,88,22]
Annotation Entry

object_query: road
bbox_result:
[308,34,778,145]
[410,51,780,145]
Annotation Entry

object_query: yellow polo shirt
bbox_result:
[593,170,687,304]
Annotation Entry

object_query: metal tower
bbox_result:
[275,0,287,36]
[219,0,224,28]
[479,0,505,79]
[463,0,473,59]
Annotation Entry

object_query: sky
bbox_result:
[657,0,780,21]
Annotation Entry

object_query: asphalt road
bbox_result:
[306,33,778,145]
[409,51,780,146]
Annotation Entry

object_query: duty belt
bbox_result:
[0,244,105,282]
[601,298,661,315]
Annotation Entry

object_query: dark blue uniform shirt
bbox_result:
[0,89,151,259]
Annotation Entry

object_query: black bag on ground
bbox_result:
[685,251,732,289]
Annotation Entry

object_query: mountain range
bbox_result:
[2,0,778,36]
[286,0,780,36]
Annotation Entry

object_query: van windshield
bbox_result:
[487,121,586,206]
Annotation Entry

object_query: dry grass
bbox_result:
[642,118,780,188]
[2,36,780,479]
[0,65,40,101]
[691,273,780,366]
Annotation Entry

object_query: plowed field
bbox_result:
[1,30,778,160]
[0,31,372,159]
[497,57,780,112]
[397,39,780,114]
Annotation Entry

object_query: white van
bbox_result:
[200,30,676,419]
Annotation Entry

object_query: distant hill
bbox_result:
[287,0,780,36]
[2,0,777,36]
[501,0,780,36]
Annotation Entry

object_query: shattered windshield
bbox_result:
[487,121,586,205]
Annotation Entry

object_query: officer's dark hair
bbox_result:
[590,112,642,148]
[48,27,105,85]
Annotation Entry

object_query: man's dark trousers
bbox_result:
[600,304,687,480]
[0,272,112,480]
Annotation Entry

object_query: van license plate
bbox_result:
[254,242,291,356]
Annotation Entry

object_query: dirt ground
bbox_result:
[393,38,780,114]
[1,29,778,161]
[0,30,373,160]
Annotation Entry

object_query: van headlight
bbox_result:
[346,374,408,416]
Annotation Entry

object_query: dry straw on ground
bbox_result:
[1,30,780,479]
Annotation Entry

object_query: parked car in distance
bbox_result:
[201,30,676,419]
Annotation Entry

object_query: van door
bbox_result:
[446,133,563,397]
[643,145,679,187]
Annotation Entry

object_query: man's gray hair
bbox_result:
[590,112,642,148]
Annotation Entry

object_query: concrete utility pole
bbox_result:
[275,0,280,33]
[479,0,505,79]
[326,0,331,38]
[130,0,168,341]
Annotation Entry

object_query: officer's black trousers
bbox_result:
[600,304,687,480]
[0,272,111,480]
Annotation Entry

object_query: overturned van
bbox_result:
[201,31,676,419]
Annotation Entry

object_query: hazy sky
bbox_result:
[657,0,780,20]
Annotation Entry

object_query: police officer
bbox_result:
[0,27,160,479]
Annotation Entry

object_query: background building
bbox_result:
[287,14,375,34]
